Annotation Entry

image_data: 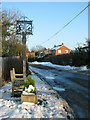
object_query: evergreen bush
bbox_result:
[24,75,35,88]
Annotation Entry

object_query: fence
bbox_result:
[2,57,29,82]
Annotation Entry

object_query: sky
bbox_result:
[2,2,88,51]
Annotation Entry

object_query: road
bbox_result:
[29,64,89,119]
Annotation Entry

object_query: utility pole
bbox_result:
[16,16,33,82]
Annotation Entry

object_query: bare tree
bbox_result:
[2,8,23,56]
[31,45,46,52]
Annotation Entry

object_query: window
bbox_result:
[65,50,68,53]
[58,50,61,53]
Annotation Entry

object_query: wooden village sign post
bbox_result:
[16,16,33,82]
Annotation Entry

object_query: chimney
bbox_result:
[62,43,64,46]
[48,48,50,50]
[54,45,56,47]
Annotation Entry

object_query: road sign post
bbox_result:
[16,16,33,82]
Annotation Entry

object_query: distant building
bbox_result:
[45,48,50,54]
[38,48,47,57]
[26,52,35,58]
[50,43,71,55]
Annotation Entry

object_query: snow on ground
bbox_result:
[29,61,88,71]
[0,73,74,119]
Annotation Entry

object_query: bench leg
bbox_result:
[12,82,14,97]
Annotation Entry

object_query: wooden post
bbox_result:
[22,33,26,82]
[16,17,33,82]
[10,70,14,97]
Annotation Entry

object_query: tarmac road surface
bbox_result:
[29,64,89,119]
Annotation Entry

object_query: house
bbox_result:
[26,52,35,58]
[39,48,51,57]
[38,48,48,57]
[50,43,71,55]
[45,48,50,54]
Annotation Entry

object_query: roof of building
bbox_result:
[50,45,62,51]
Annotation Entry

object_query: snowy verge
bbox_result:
[0,73,74,119]
[29,61,88,71]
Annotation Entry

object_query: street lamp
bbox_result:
[16,16,33,81]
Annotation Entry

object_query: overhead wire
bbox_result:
[40,4,90,45]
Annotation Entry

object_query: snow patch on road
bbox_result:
[53,87,65,92]
[45,76,55,80]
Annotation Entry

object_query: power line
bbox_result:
[40,4,90,45]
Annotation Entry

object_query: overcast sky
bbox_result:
[2,2,88,51]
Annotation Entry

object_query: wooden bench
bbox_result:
[10,68,24,97]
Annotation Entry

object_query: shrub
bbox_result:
[36,49,88,67]
[24,75,35,88]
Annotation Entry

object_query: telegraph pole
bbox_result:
[16,16,33,82]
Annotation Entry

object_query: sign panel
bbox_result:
[16,20,33,35]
